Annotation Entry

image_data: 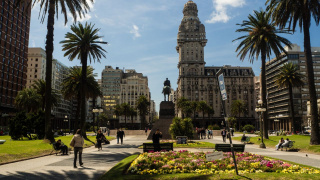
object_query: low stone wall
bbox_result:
[109,130,150,136]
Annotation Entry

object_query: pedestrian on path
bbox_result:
[118,128,125,144]
[70,129,84,168]
[221,128,226,143]
[96,130,103,151]
[145,127,148,136]
[107,128,110,136]
[152,129,162,152]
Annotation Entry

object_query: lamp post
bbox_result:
[64,115,68,136]
[255,100,266,148]
[92,107,103,134]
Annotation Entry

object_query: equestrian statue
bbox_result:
[162,78,171,101]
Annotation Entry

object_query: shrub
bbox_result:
[9,111,31,140]
[208,124,220,130]
[243,124,255,133]
[169,117,194,139]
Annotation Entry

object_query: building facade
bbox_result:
[176,1,256,128]
[120,69,150,128]
[26,48,46,88]
[0,0,31,128]
[266,44,320,132]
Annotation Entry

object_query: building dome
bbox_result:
[183,0,198,17]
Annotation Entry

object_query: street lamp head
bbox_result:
[258,100,263,105]
[65,115,68,119]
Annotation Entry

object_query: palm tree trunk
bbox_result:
[288,83,295,133]
[74,93,81,134]
[131,115,134,130]
[261,51,269,139]
[44,0,55,142]
[80,54,88,139]
[303,17,320,145]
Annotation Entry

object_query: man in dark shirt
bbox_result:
[118,128,125,144]
[152,129,162,151]
[55,139,68,155]
[221,129,226,143]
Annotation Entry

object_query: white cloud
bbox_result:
[206,0,246,24]
[130,25,141,39]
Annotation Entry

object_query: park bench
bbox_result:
[50,142,62,155]
[241,137,250,144]
[280,141,295,151]
[143,143,173,153]
[215,144,245,152]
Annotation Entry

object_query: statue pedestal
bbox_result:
[148,101,175,140]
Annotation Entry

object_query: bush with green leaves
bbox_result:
[242,124,255,133]
[208,124,220,130]
[169,117,194,139]
[9,111,32,140]
[28,111,45,139]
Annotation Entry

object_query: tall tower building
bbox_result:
[176,1,256,128]
[0,0,31,127]
[177,1,207,98]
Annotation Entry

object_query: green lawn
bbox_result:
[138,141,215,149]
[99,154,320,180]
[0,135,115,164]
[233,135,320,154]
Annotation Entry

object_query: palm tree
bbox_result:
[177,97,189,118]
[15,0,92,142]
[266,0,320,145]
[197,101,209,126]
[121,103,131,128]
[31,79,60,111]
[275,63,305,133]
[207,106,215,122]
[60,22,107,137]
[129,107,137,129]
[136,95,150,129]
[190,101,199,120]
[233,9,292,139]
[15,88,41,113]
[231,99,246,130]
[114,104,123,121]
[61,66,101,134]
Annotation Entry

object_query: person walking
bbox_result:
[221,128,226,143]
[70,129,84,168]
[152,129,162,152]
[145,127,148,136]
[96,130,103,151]
[107,128,110,137]
[118,128,125,144]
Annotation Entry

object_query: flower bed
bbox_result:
[128,150,320,175]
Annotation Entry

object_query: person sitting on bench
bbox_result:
[280,138,290,149]
[275,138,284,150]
[241,134,247,142]
[56,139,68,155]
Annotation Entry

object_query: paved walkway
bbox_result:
[1,134,320,180]
[0,135,146,180]
[199,134,320,168]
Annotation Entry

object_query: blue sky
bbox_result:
[29,0,320,112]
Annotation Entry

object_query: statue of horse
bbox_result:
[162,86,171,101]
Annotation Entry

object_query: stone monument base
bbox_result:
[147,101,175,140]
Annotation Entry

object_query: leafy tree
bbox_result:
[32,79,60,110]
[266,0,320,144]
[61,66,101,134]
[60,22,107,138]
[275,63,304,133]
[98,113,108,127]
[136,95,150,129]
[15,0,93,142]
[129,107,137,129]
[227,117,237,129]
[233,9,291,139]
[121,103,130,128]
[9,112,31,140]
[177,97,192,118]
[169,117,194,139]
[231,100,246,130]
[28,111,46,139]
[114,104,123,120]
[197,101,209,124]
[190,101,198,120]
[15,88,41,113]
[207,106,215,121]
[243,124,255,133]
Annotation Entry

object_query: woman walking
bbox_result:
[70,129,84,168]
[96,130,103,151]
